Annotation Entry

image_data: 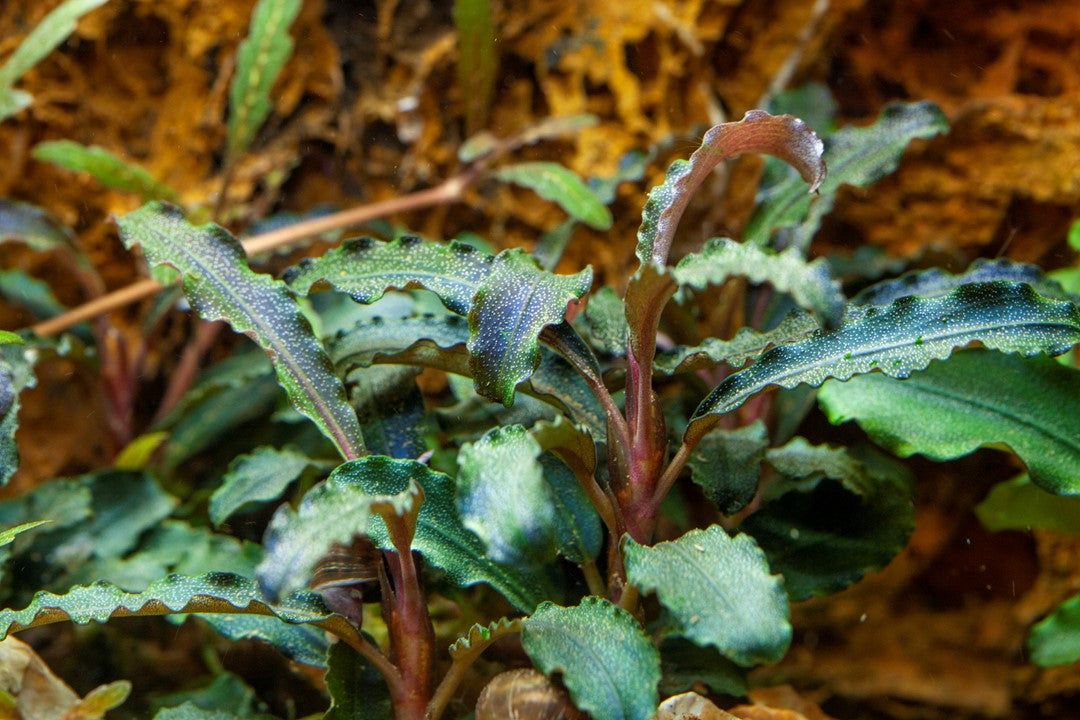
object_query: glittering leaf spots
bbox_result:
[0,342,35,486]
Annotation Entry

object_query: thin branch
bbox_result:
[652,441,692,505]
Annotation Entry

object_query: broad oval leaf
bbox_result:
[819,350,1080,495]
[623,526,790,666]
[522,597,661,720]
[210,446,328,526]
[32,141,178,201]
[494,162,613,230]
[226,0,302,157]
[688,421,767,515]
[118,202,364,460]
[673,238,845,328]
[637,110,825,265]
[333,457,547,612]
[976,475,1080,536]
[257,457,423,598]
[1028,594,1080,667]
[686,282,1080,446]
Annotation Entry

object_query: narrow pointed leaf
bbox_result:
[468,249,592,405]
[227,0,302,157]
[257,458,422,598]
[331,457,546,611]
[0,199,80,258]
[673,237,845,328]
[0,269,68,320]
[324,637,392,719]
[0,520,50,548]
[745,101,949,248]
[819,350,1080,495]
[976,475,1080,536]
[0,0,109,121]
[637,110,824,265]
[32,141,178,201]
[688,421,767,515]
[494,162,613,230]
[210,446,328,526]
[1028,595,1080,666]
[454,0,498,135]
[853,258,1072,307]
[118,202,364,459]
[686,282,1080,446]
[522,597,661,720]
[624,526,791,666]
[654,313,818,375]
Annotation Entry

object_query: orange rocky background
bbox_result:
[1,0,1079,717]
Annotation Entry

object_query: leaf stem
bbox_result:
[581,559,606,597]
[652,442,692,505]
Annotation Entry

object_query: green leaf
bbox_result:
[454,0,498,136]
[853,258,1071,307]
[744,440,914,600]
[226,0,302,157]
[624,526,790,666]
[0,200,78,255]
[0,269,68,320]
[155,703,275,720]
[494,162,613,230]
[198,613,328,668]
[257,457,422,598]
[118,202,364,460]
[0,331,21,345]
[210,446,326,526]
[976,475,1080,536]
[32,140,178,201]
[0,572,336,639]
[286,236,494,315]
[654,313,819,376]
[745,101,948,248]
[637,110,825,265]
[522,597,661,720]
[153,672,259,715]
[335,456,546,612]
[540,454,602,564]
[1028,594,1080,667]
[688,421,767,515]
[0,0,109,121]
[324,639,392,720]
[0,520,49,548]
[1068,219,1080,252]
[686,282,1080,446]
[658,638,747,697]
[347,365,428,459]
[468,250,592,405]
[457,426,558,565]
[673,238,845,328]
[583,286,628,356]
[449,617,523,659]
[819,350,1080,495]
[0,343,35,486]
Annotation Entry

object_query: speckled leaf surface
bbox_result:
[688,421,767,515]
[323,637,392,719]
[210,446,327,526]
[494,162,613,230]
[0,342,35,486]
[654,313,818,376]
[673,238,845,328]
[745,102,948,248]
[257,457,422,598]
[32,141,178,201]
[467,249,592,405]
[819,350,1080,495]
[118,202,364,459]
[522,597,661,720]
[583,286,628,356]
[686,282,1080,445]
[332,456,546,612]
[624,526,791,666]
[853,258,1073,306]
[348,365,428,459]
[1028,594,1080,666]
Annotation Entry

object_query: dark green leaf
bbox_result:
[0,0,109,121]
[673,238,845,328]
[818,350,1080,495]
[744,441,914,600]
[654,313,818,376]
[154,703,275,720]
[153,672,259,715]
[0,269,67,319]
[853,258,1070,307]
[745,102,949,248]
[686,282,1080,446]
[767,83,837,135]
[624,526,790,666]
[198,614,328,668]
[976,475,1080,536]
[637,111,824,265]
[210,446,327,526]
[494,162,613,230]
[348,365,428,459]
[522,597,661,720]
[32,141,178,201]
[227,0,302,157]
[658,638,747,697]
[454,0,497,136]
[324,640,392,719]
[119,203,364,459]
[0,343,35,486]
[583,286,628,356]
[540,454,602,564]
[1028,594,1080,666]
[0,200,78,255]
[336,456,546,612]
[688,421,767,515]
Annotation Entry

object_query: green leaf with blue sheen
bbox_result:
[745,101,949,248]
[336,456,547,612]
[688,421,767,515]
[673,237,845,328]
[819,350,1080,495]
[853,258,1073,306]
[257,458,422,598]
[976,475,1080,536]
[119,202,364,460]
[686,282,1080,446]
[211,446,326,526]
[624,526,790,666]
[1028,594,1080,667]
[323,637,392,719]
[540,454,602,564]
[522,597,660,720]
[0,0,109,121]
[227,0,302,157]
[347,365,428,459]
[494,162,613,230]
[32,141,178,201]
[654,312,818,376]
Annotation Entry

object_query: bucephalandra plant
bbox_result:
[1,93,1080,720]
